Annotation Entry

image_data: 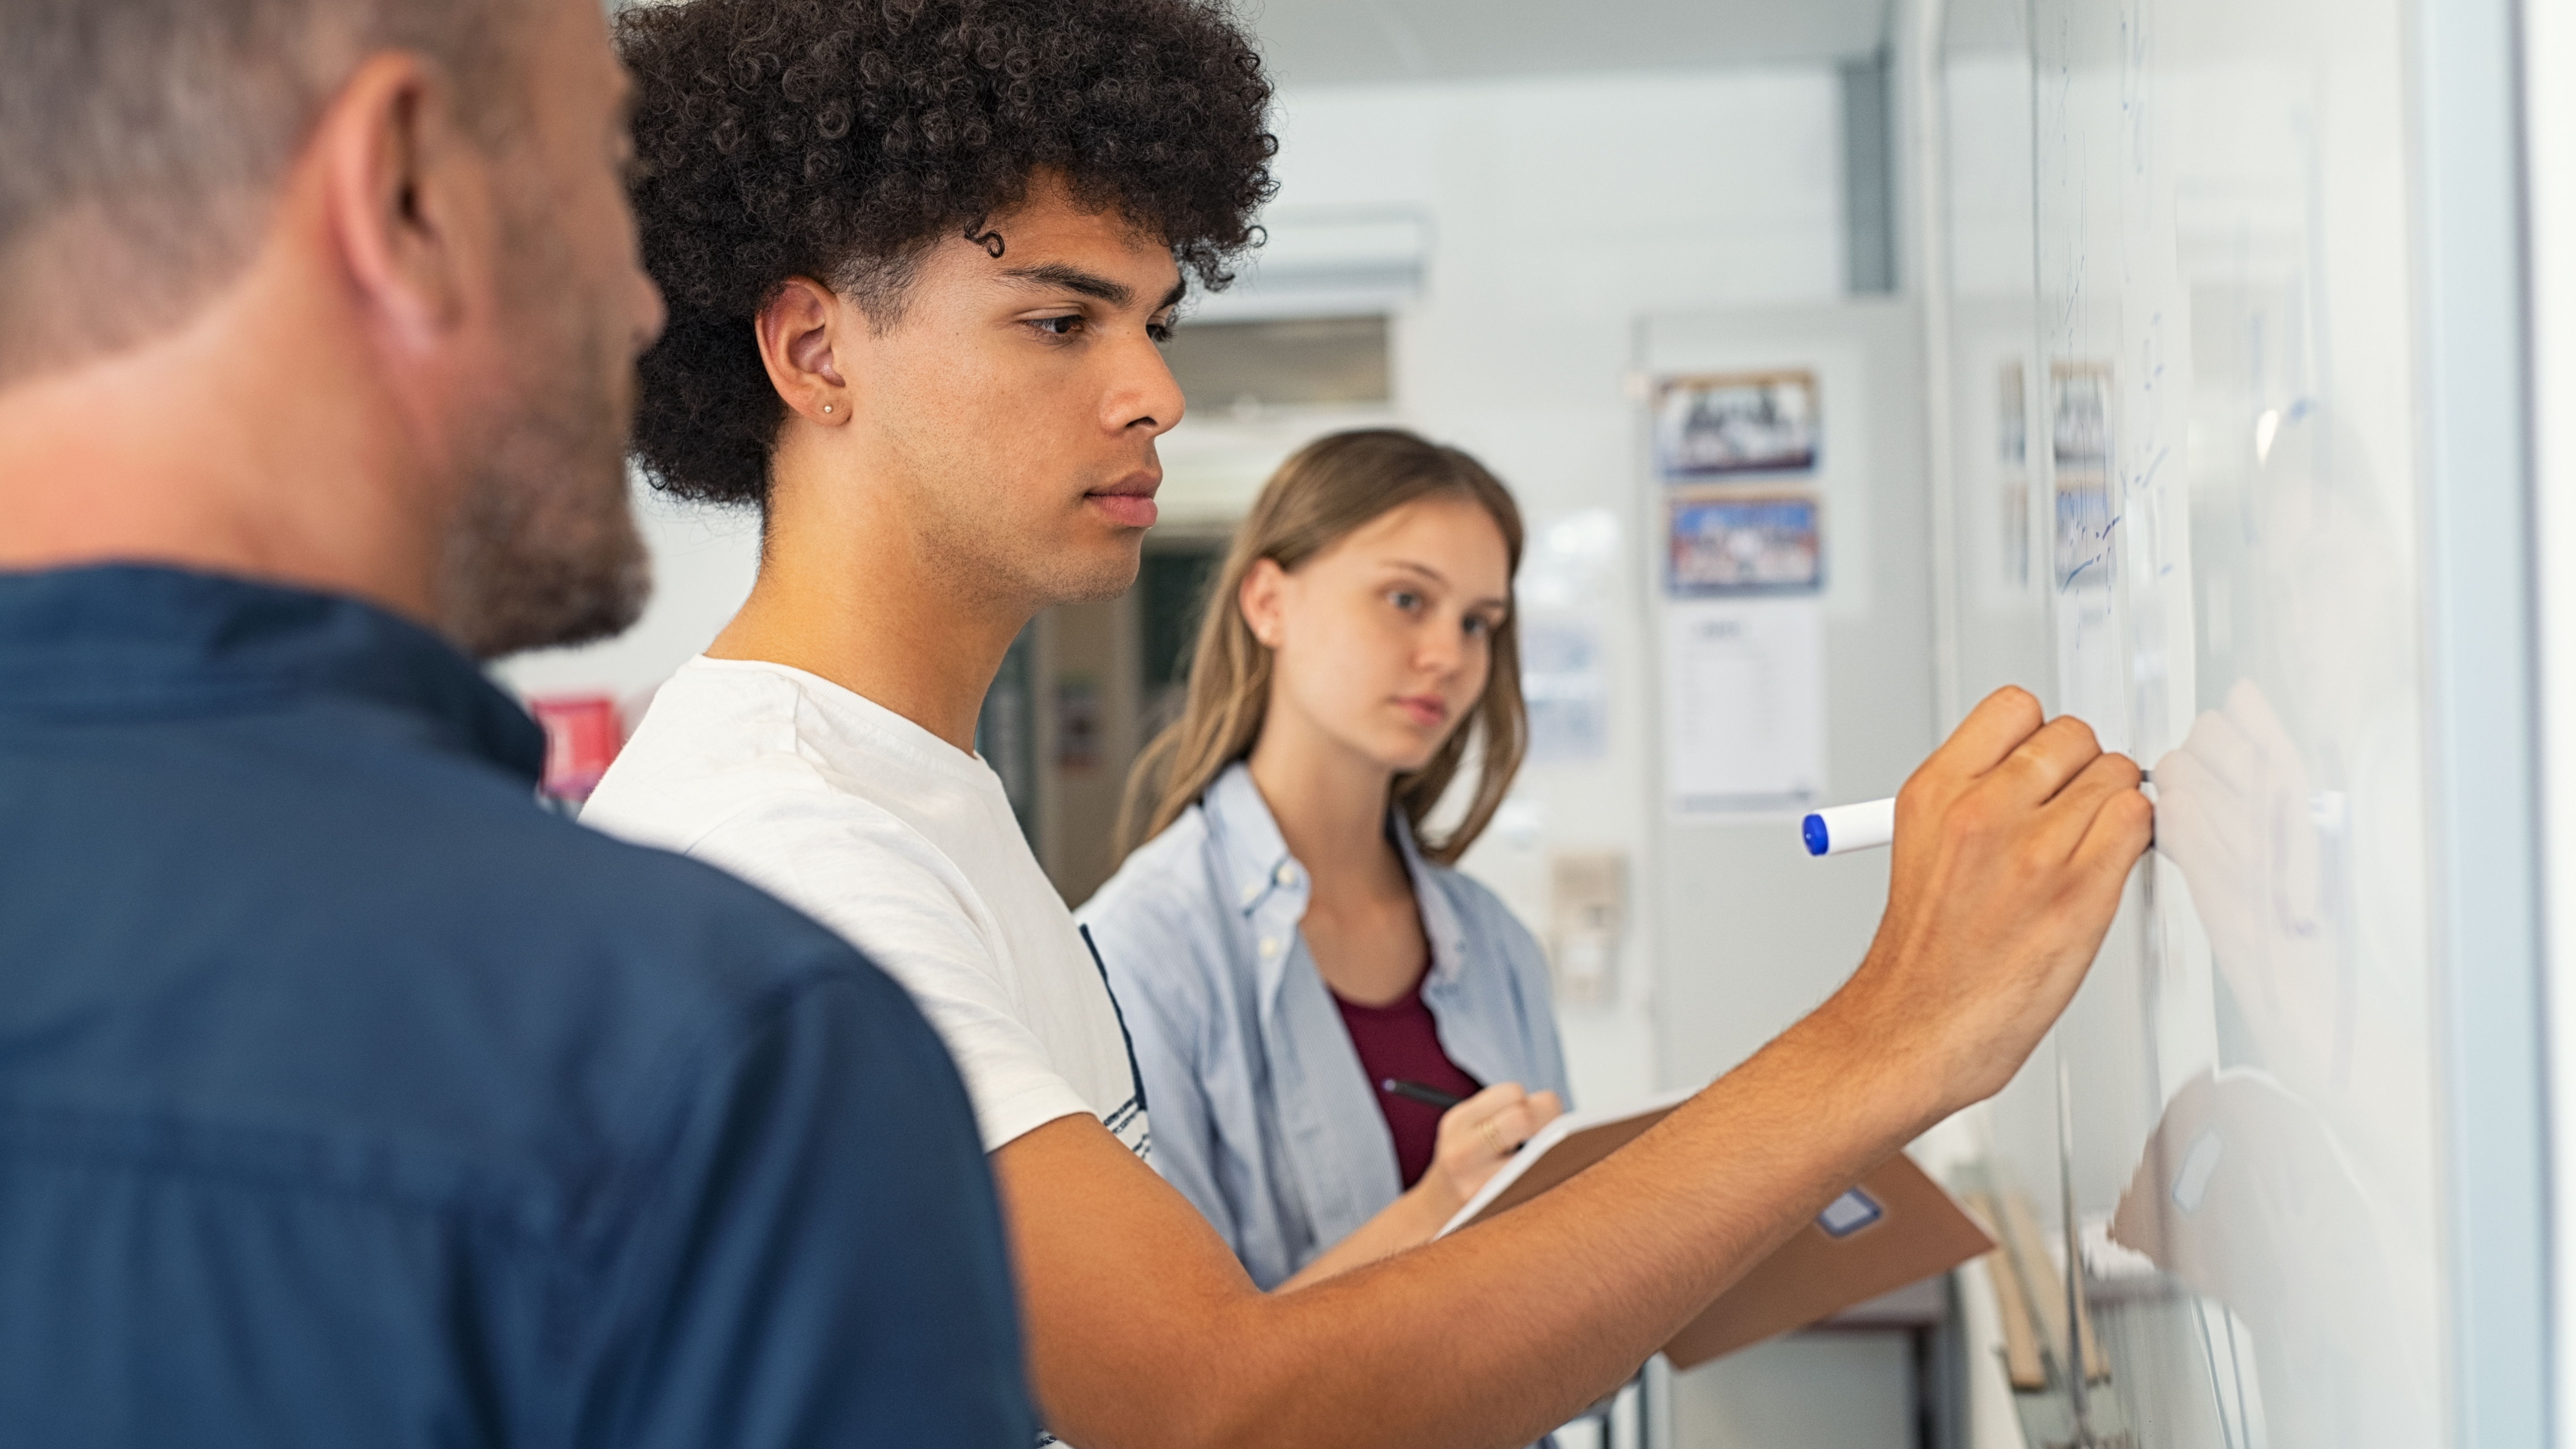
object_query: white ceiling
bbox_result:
[1241,0,1894,87]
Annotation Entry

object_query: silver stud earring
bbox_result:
[822,404,833,413]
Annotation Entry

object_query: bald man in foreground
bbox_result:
[0,0,1029,1442]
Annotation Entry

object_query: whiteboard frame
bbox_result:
[2415,0,2553,1443]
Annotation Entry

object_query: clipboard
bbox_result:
[1436,1091,1996,1368]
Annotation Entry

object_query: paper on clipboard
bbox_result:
[1437,1093,1996,1368]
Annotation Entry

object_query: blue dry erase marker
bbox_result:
[1803,770,2153,856]
[1801,797,1898,856]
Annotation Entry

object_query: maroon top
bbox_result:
[1332,973,1483,1189]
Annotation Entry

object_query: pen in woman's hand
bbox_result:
[1381,1078,1467,1110]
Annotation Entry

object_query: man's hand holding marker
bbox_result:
[1814,686,2153,1114]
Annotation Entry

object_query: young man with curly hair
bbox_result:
[0,0,1030,1441]
[586,1,2154,1445]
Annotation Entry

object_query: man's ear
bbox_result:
[1239,558,1289,649]
[756,277,852,424]
[321,53,488,346]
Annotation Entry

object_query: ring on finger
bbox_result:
[1479,1117,1509,1157]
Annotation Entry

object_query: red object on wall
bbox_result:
[528,694,623,802]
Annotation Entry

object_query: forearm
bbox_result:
[1276,1180,1458,1291]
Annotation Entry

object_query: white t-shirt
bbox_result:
[581,656,1149,1157]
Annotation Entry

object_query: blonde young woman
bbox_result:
[1077,429,1569,1292]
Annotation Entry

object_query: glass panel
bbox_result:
[1943,0,2447,1443]
[1943,0,2050,710]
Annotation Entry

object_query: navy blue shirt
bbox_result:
[0,566,1034,1448]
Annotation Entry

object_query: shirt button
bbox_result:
[1258,936,1280,958]
[1275,864,1298,886]
[1241,885,1261,906]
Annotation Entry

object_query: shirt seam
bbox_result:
[0,1097,618,1252]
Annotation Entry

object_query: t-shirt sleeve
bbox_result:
[690,794,1098,1152]
[596,958,1034,1449]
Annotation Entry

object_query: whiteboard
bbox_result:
[1936,0,2457,1443]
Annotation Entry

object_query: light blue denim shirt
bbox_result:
[1076,762,1571,1290]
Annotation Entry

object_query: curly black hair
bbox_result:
[616,0,1278,508]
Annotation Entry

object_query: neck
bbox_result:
[0,259,441,626]
[712,444,1030,753]
[1246,713,1408,901]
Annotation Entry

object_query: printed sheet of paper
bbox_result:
[1662,597,1826,818]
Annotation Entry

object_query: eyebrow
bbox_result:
[998,263,1188,314]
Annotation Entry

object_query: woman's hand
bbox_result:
[1424,1083,1563,1218]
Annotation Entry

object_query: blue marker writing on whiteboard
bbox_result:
[1803,771,2154,856]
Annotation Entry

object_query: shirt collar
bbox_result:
[0,564,547,783]
[1205,762,1301,915]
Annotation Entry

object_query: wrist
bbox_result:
[1410,1170,1466,1225]
[1780,983,1957,1146]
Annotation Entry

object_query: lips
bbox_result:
[1086,473,1161,529]
[1396,695,1449,728]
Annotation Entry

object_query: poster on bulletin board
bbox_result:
[1666,494,1823,596]
[1653,370,1821,478]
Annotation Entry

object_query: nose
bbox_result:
[1107,330,1186,438]
[1415,617,1466,678]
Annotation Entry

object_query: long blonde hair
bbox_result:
[1116,429,1528,866]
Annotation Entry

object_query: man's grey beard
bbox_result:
[439,336,652,659]
[437,172,656,661]
[441,457,651,661]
